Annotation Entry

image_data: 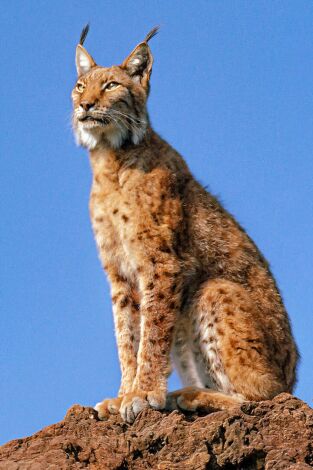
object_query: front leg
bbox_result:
[95,265,140,419]
[120,254,181,423]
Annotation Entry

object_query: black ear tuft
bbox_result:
[144,26,159,43]
[79,23,90,46]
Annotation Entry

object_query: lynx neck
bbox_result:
[89,127,155,176]
[89,147,122,179]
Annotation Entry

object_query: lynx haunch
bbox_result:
[71,26,298,423]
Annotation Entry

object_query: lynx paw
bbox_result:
[120,390,166,423]
[94,397,123,420]
[166,387,202,412]
[167,387,243,413]
[176,391,200,411]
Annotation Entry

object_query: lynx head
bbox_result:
[71,25,158,150]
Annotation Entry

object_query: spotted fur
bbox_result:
[71,27,298,423]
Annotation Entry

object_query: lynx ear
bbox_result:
[75,25,96,76]
[76,45,96,77]
[122,27,159,88]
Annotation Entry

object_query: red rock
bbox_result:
[0,394,312,469]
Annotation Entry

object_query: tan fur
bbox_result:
[71,28,298,423]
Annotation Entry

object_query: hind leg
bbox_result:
[168,300,243,412]
[171,316,205,388]
[168,316,243,412]
[169,278,287,412]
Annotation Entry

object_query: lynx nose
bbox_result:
[80,101,95,112]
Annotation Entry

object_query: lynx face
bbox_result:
[71,27,157,150]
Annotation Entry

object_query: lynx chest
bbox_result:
[89,163,180,282]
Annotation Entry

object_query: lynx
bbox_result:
[71,26,298,423]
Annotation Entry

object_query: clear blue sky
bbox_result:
[1,0,312,445]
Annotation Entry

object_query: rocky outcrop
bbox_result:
[0,393,312,469]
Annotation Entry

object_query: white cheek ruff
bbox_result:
[75,125,99,150]
[73,113,148,150]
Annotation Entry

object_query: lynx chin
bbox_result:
[71,25,298,423]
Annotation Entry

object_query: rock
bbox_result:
[0,393,312,469]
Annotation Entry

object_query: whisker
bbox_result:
[109,111,141,134]
[110,109,146,125]
[110,115,126,133]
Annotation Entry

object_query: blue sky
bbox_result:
[1,0,312,444]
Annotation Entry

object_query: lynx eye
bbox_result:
[105,82,120,91]
[76,82,85,93]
